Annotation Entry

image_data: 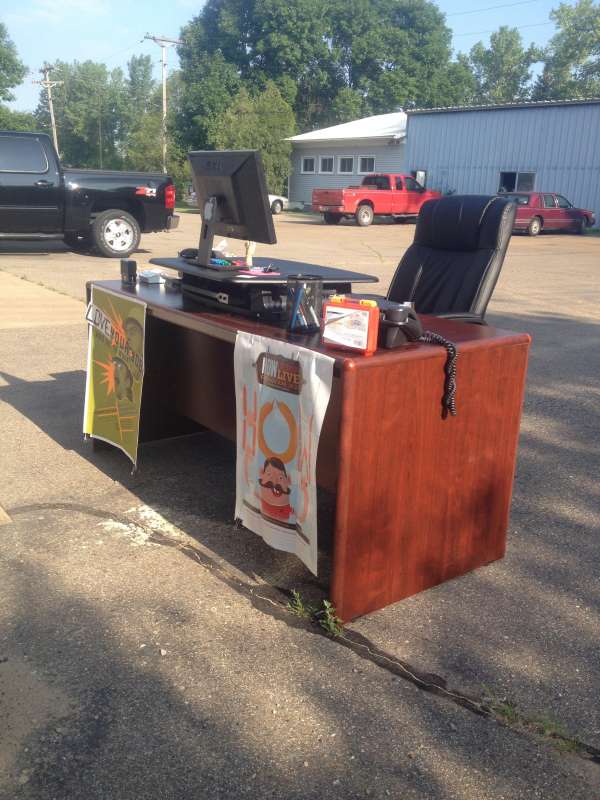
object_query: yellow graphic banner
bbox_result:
[83,286,146,465]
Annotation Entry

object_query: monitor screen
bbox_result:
[187,150,276,266]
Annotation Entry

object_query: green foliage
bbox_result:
[175,49,242,150]
[286,591,343,636]
[177,0,474,135]
[469,27,541,103]
[328,87,368,126]
[533,0,600,100]
[316,600,344,637]
[34,60,129,168]
[0,105,36,132]
[0,23,26,103]
[212,82,295,193]
[287,589,316,619]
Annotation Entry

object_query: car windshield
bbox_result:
[503,193,531,205]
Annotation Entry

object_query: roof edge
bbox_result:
[407,98,600,115]
[287,133,406,144]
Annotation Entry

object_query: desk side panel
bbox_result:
[331,338,530,622]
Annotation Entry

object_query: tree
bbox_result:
[34,60,128,167]
[127,54,156,117]
[0,23,26,103]
[328,0,475,114]
[175,47,242,150]
[179,0,337,130]
[0,106,36,131]
[177,0,476,136]
[212,82,295,192]
[468,27,541,103]
[533,0,600,99]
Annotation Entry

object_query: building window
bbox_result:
[499,171,535,193]
[319,156,334,174]
[358,156,376,174]
[301,157,315,174]
[338,156,354,174]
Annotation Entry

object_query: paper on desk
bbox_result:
[234,332,334,575]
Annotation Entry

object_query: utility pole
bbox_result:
[32,64,63,153]
[144,34,182,174]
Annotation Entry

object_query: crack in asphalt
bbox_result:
[8,500,600,766]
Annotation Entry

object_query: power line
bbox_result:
[454,20,554,37]
[447,0,548,16]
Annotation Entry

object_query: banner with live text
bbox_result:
[234,332,334,575]
[83,286,146,466]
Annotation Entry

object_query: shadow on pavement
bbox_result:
[1,308,599,758]
[2,511,595,800]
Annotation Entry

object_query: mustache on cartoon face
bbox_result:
[258,478,291,497]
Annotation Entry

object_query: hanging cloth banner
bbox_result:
[83,286,146,466]
[234,333,334,576]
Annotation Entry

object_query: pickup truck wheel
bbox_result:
[355,204,374,227]
[271,199,284,214]
[323,212,342,224]
[527,216,542,236]
[92,210,141,257]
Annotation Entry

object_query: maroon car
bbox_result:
[500,192,595,236]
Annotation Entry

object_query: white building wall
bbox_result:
[404,103,600,224]
[289,139,406,205]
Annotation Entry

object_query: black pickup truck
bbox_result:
[0,131,179,257]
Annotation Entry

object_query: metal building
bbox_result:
[404,99,600,224]
[288,112,406,206]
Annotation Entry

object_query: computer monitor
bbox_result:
[188,149,277,266]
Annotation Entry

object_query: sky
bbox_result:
[4,0,567,114]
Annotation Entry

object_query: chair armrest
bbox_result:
[432,312,487,325]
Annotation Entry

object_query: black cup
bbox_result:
[285,275,323,333]
[120,259,137,287]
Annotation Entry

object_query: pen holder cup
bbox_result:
[120,259,137,287]
[285,275,323,333]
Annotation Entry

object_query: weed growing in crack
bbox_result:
[287,591,344,637]
[316,599,344,637]
[287,589,316,620]
[482,688,583,755]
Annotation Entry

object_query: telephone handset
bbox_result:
[376,300,457,417]
[377,301,423,347]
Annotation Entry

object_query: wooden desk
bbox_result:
[90,280,530,621]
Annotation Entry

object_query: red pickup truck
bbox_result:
[312,174,441,226]
[500,192,595,235]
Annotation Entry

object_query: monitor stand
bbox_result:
[196,195,218,267]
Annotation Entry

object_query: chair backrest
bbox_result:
[387,195,516,319]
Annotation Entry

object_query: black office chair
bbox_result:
[386,194,516,323]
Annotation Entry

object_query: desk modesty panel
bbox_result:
[87,280,530,621]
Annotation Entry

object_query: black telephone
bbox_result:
[376,300,423,348]
[374,299,457,417]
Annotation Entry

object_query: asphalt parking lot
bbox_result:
[0,212,599,799]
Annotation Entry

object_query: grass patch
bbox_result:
[175,205,200,214]
[482,687,584,755]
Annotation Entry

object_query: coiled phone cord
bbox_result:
[418,332,458,417]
